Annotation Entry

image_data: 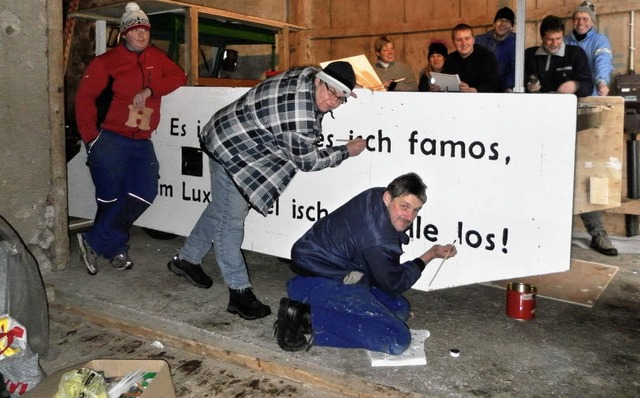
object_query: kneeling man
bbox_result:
[275,172,456,354]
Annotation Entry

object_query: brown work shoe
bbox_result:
[590,232,618,256]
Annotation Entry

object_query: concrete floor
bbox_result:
[38,227,640,397]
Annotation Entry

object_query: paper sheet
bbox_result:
[430,72,461,92]
[366,329,430,367]
[320,55,384,91]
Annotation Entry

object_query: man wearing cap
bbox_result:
[475,7,517,92]
[75,2,186,275]
[167,62,367,321]
[418,41,449,92]
[565,2,618,256]
[565,2,614,97]
[442,24,502,93]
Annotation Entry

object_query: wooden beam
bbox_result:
[606,199,640,215]
[74,0,305,31]
[197,77,260,87]
[309,0,640,40]
[186,7,198,86]
[50,302,420,398]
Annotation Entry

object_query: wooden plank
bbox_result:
[573,97,625,214]
[309,0,640,39]
[330,1,370,33]
[370,0,405,26]
[197,77,261,87]
[606,199,640,215]
[434,0,459,21]
[50,302,420,398]
[486,259,619,307]
[461,0,487,21]
[404,0,434,23]
[187,7,198,86]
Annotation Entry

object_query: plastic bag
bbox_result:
[0,315,45,396]
[53,368,108,398]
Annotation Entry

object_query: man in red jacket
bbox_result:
[75,2,186,275]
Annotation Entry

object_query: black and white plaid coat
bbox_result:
[199,67,350,215]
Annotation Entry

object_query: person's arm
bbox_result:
[569,46,595,97]
[592,34,614,96]
[145,50,187,97]
[524,47,541,93]
[282,91,365,171]
[395,63,418,91]
[363,244,423,296]
[418,244,457,265]
[75,58,109,144]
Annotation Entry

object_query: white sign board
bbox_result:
[68,87,577,290]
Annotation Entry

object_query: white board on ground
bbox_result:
[68,87,577,291]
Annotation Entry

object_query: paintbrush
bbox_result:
[428,239,457,287]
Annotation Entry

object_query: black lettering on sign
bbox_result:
[169,117,187,136]
[457,221,509,253]
[181,181,211,203]
[408,131,502,162]
[291,199,329,221]
[405,216,439,242]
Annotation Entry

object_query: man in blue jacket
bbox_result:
[475,7,516,92]
[565,1,618,256]
[565,1,614,97]
[274,173,456,354]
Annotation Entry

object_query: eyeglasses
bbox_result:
[325,83,348,104]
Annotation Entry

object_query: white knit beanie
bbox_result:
[120,2,151,34]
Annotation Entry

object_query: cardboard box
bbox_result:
[25,359,176,398]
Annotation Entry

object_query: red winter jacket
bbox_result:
[75,42,186,143]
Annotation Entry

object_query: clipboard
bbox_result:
[430,72,461,92]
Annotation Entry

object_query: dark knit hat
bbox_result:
[428,42,448,59]
[120,2,151,34]
[317,61,358,98]
[494,7,515,25]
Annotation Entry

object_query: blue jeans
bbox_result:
[84,130,159,258]
[287,276,412,354]
[179,158,251,289]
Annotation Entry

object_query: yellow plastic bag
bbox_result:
[53,368,108,398]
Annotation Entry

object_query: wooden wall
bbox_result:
[287,0,640,81]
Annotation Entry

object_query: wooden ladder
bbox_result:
[63,0,80,75]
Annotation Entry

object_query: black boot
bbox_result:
[274,297,313,352]
[167,255,213,288]
[227,288,272,320]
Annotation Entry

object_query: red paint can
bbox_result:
[506,282,536,320]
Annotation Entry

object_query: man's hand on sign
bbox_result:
[346,138,366,157]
